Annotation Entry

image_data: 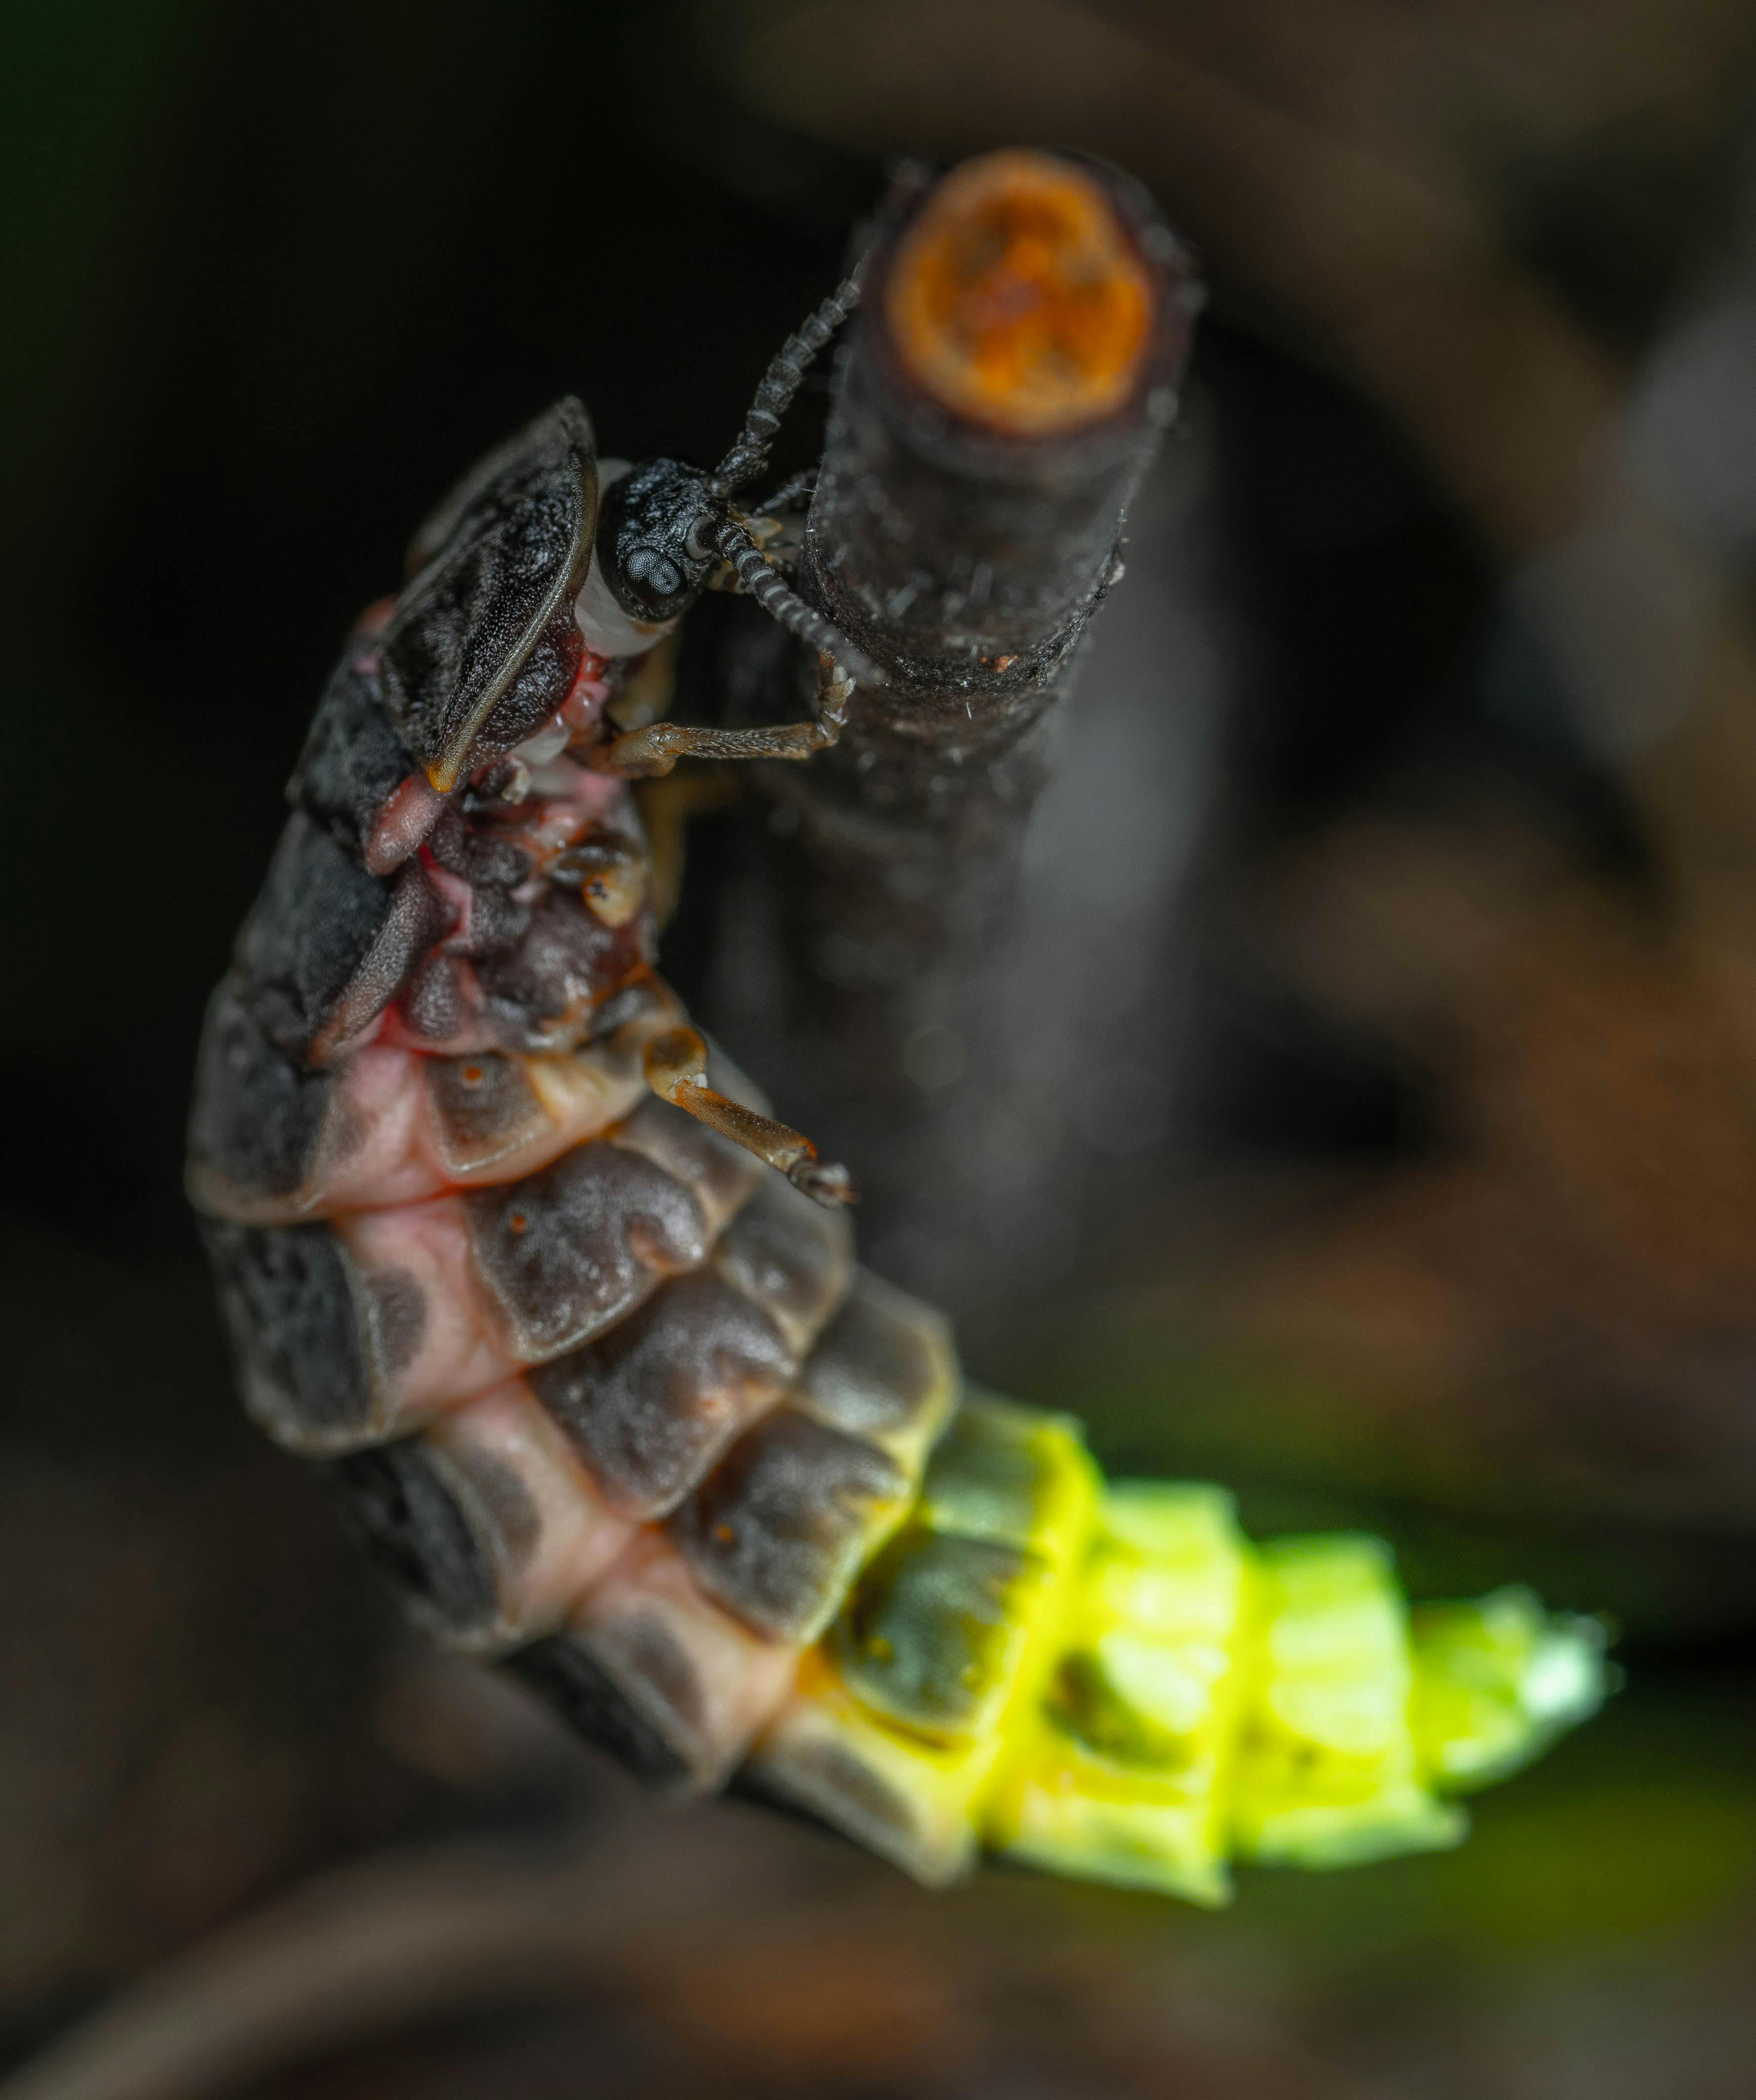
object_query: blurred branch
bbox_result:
[7,1843,617,2100]
[4,1804,809,2100]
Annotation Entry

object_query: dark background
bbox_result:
[4,3,1756,2095]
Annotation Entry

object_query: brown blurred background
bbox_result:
[5,2,1756,2094]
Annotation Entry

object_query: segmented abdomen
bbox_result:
[189,402,1607,1899]
[191,697,957,1794]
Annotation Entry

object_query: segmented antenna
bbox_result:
[710,515,884,689]
[709,267,866,499]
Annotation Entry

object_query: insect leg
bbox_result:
[635,769,740,928]
[643,1023,855,1208]
[598,650,854,778]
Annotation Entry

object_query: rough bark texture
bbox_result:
[712,157,1198,1245]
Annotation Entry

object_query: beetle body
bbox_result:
[190,223,1606,1898]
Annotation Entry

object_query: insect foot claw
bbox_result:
[787,1156,857,1209]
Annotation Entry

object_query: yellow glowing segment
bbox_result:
[755,1401,1609,1900]
[1411,1586,1610,1791]
[752,1400,1103,1883]
[985,1482,1252,1902]
[752,1654,1005,1886]
[1230,1535,1466,1868]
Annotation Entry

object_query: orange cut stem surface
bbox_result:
[885,150,1154,438]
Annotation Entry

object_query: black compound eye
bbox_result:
[599,457,716,622]
[626,547,683,598]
